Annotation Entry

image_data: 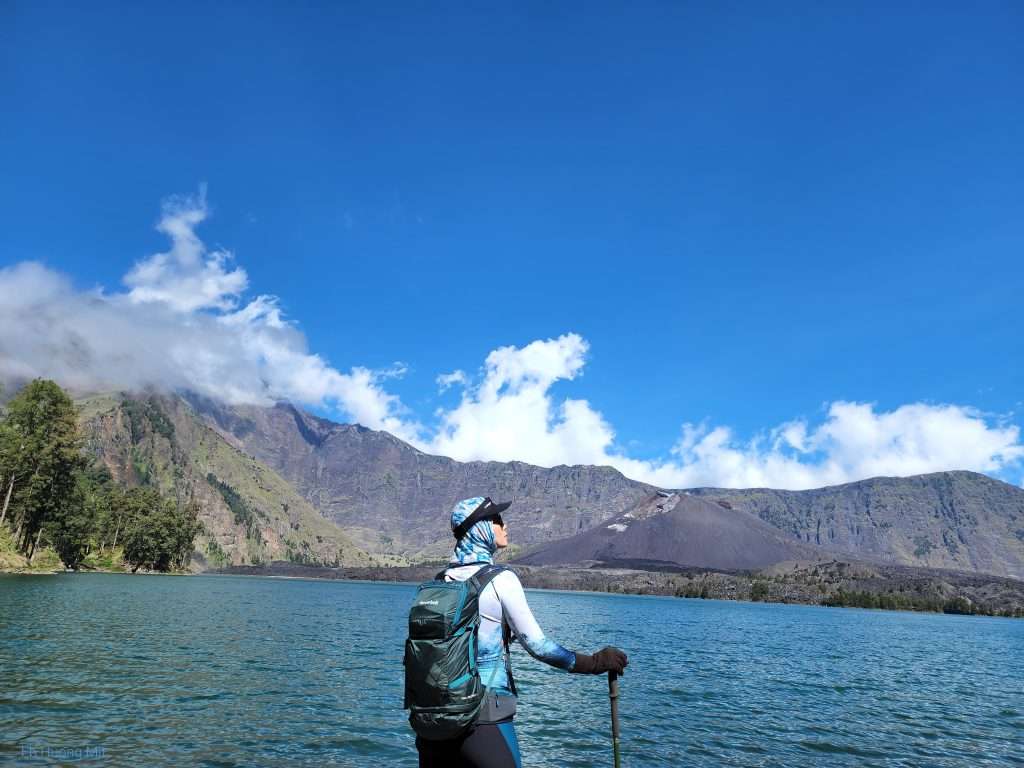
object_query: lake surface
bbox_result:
[1,573,1022,767]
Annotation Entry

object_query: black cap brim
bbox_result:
[453,498,513,540]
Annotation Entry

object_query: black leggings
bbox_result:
[416,720,522,768]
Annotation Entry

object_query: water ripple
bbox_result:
[1,574,1022,767]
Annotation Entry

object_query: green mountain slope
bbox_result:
[77,392,374,569]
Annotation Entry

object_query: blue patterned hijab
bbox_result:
[449,496,497,565]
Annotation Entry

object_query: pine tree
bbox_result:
[121,488,202,572]
[1,380,84,561]
[47,470,98,569]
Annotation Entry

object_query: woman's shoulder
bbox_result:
[491,566,523,589]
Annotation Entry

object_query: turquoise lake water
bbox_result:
[1,573,1022,767]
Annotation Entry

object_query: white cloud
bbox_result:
[0,192,420,444]
[2,191,1021,490]
[436,370,467,393]
[650,404,1024,490]
[124,189,248,312]
[427,334,614,467]
[420,334,1023,490]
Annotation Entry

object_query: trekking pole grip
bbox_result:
[608,671,621,768]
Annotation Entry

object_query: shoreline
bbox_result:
[210,560,1024,618]
[7,558,1021,619]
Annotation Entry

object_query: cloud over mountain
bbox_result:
[424,336,1023,489]
[1,192,1020,489]
[0,192,421,443]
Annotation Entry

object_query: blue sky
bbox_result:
[2,2,1022,487]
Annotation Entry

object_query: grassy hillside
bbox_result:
[77,392,378,569]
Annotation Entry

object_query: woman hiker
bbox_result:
[414,496,629,768]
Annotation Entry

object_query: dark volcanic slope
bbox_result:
[182,394,654,558]
[515,492,821,571]
[688,472,1024,579]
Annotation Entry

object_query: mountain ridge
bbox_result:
[182,392,654,560]
[186,393,1024,577]
[688,471,1024,578]
[77,390,1024,579]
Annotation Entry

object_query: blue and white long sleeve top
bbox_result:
[444,564,577,696]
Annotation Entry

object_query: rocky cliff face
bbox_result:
[687,472,1024,579]
[182,393,655,560]
[77,393,372,569]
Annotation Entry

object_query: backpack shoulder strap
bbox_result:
[472,564,518,695]
[472,564,507,592]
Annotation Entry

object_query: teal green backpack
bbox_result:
[404,564,506,740]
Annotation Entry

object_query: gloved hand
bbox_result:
[571,646,628,675]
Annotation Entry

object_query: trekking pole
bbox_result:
[608,671,621,768]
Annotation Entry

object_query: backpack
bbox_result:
[404,564,507,740]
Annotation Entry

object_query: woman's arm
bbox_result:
[492,570,577,671]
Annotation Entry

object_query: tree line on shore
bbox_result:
[818,588,1020,616]
[0,379,201,572]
